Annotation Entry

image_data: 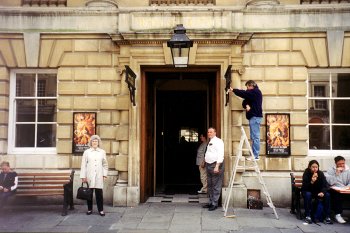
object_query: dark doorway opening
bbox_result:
[141,68,220,202]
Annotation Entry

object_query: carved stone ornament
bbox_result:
[85,0,118,8]
[232,66,246,75]
[246,0,280,6]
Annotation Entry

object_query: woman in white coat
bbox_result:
[80,135,108,216]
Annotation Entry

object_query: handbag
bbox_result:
[76,182,92,201]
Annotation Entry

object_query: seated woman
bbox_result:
[301,160,332,224]
[0,161,18,209]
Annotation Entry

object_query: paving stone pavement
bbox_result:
[0,203,349,233]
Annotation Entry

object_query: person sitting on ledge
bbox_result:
[0,161,18,210]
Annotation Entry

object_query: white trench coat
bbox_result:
[80,148,108,189]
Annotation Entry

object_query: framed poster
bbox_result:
[73,112,96,153]
[266,113,290,156]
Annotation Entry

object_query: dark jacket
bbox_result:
[0,171,18,191]
[232,86,263,120]
[301,169,328,197]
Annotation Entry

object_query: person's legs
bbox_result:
[87,188,94,212]
[249,117,262,159]
[206,164,213,205]
[209,163,224,208]
[95,188,104,212]
[314,199,324,222]
[323,192,331,218]
[303,191,312,218]
[199,165,207,192]
[0,191,14,209]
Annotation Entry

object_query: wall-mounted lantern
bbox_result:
[167,24,193,68]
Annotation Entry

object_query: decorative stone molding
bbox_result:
[246,0,280,6]
[232,66,245,75]
[85,0,118,8]
[149,0,215,5]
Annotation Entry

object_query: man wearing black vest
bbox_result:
[0,161,18,209]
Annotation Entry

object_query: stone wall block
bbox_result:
[97,112,111,124]
[71,156,82,169]
[278,52,306,66]
[15,155,44,169]
[60,53,86,66]
[342,38,350,66]
[101,68,119,81]
[103,141,111,154]
[115,154,128,171]
[58,82,85,95]
[291,112,308,125]
[292,97,307,110]
[74,40,99,52]
[120,141,129,155]
[57,96,73,110]
[0,112,8,124]
[312,38,328,67]
[44,155,70,169]
[292,39,317,67]
[107,155,116,169]
[292,67,307,81]
[99,126,116,139]
[231,111,242,126]
[265,157,292,170]
[0,141,7,154]
[115,125,129,140]
[251,53,278,66]
[293,157,309,171]
[100,97,117,110]
[265,67,291,81]
[292,126,308,141]
[57,140,72,154]
[291,141,308,156]
[73,97,98,110]
[74,68,99,81]
[116,95,130,110]
[112,111,121,124]
[251,39,264,51]
[111,141,119,154]
[242,53,251,66]
[0,96,8,109]
[265,38,291,51]
[57,125,72,139]
[259,82,278,95]
[57,68,73,81]
[87,53,112,66]
[264,97,291,110]
[120,111,129,124]
[0,67,9,80]
[87,82,112,95]
[278,82,307,95]
[0,126,7,139]
[113,82,122,95]
[0,81,9,95]
[241,67,264,81]
[57,111,73,124]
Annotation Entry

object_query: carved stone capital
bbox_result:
[232,66,245,75]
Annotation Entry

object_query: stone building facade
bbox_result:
[0,0,349,207]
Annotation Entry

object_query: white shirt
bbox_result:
[205,136,224,164]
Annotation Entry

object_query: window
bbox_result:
[308,70,350,156]
[179,128,198,142]
[8,70,57,154]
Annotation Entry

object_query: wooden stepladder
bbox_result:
[223,126,279,220]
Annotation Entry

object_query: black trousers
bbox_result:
[329,189,343,215]
[87,188,104,212]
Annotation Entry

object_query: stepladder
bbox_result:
[223,126,279,220]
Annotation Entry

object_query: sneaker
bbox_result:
[255,158,260,161]
[197,190,207,194]
[324,217,333,224]
[335,214,346,224]
[305,216,312,224]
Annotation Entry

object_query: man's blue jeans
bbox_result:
[249,117,262,159]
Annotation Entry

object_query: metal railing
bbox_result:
[150,0,215,5]
[22,0,67,6]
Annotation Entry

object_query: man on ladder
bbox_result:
[230,80,263,161]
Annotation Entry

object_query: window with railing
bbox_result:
[22,0,67,6]
[150,0,215,5]
[301,0,350,3]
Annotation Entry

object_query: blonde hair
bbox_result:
[0,161,10,167]
[88,135,102,148]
